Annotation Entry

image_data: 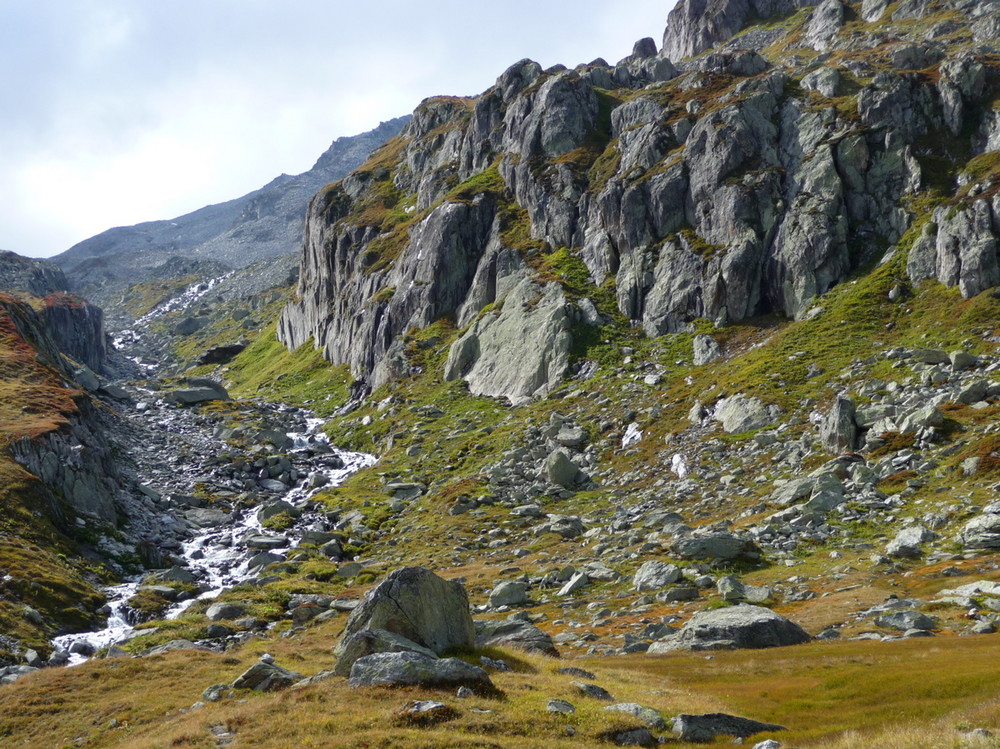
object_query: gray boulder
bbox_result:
[874,610,935,631]
[231,659,304,692]
[650,605,810,652]
[166,379,230,405]
[671,533,760,562]
[605,703,667,730]
[444,278,572,406]
[632,561,683,591]
[962,512,1000,550]
[475,618,558,657]
[693,334,721,366]
[206,602,247,621]
[821,395,857,452]
[488,581,529,608]
[714,395,778,433]
[886,526,936,558]
[333,629,438,676]
[545,450,581,488]
[335,567,475,676]
[347,652,496,695]
[673,713,786,742]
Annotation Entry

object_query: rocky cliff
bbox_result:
[279,0,1000,404]
[0,250,68,297]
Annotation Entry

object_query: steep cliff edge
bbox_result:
[279,0,1000,405]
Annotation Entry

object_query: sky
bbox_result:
[1,1,676,258]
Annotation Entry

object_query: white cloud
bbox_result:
[1,0,676,257]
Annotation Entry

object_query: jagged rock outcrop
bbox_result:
[661,0,820,61]
[0,250,68,296]
[278,0,1000,400]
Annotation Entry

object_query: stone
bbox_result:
[821,395,857,452]
[693,334,721,366]
[335,567,475,676]
[166,380,230,405]
[753,741,783,749]
[488,580,529,608]
[231,659,305,692]
[334,629,438,676]
[714,395,777,433]
[545,450,580,488]
[348,652,496,695]
[558,572,590,597]
[673,713,787,742]
[609,727,657,747]
[650,605,810,652]
[886,526,936,558]
[962,513,1000,551]
[950,350,979,370]
[475,618,559,657]
[572,681,614,701]
[258,500,301,522]
[548,698,576,714]
[874,610,935,631]
[444,279,572,406]
[632,560,683,591]
[671,533,760,562]
[604,703,667,730]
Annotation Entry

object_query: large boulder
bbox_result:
[165,378,230,405]
[713,395,778,433]
[962,511,1000,550]
[333,629,438,676]
[475,618,558,657]
[444,278,572,406]
[673,713,786,742]
[230,658,304,692]
[334,567,475,675]
[633,561,683,591]
[649,605,810,652]
[348,652,496,695]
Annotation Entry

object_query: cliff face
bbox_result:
[280,0,1000,404]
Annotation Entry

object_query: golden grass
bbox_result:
[4,619,1000,748]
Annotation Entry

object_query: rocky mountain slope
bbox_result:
[1,1,1000,747]
[50,117,410,319]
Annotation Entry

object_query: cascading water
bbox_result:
[52,412,375,664]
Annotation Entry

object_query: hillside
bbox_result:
[2,0,1000,747]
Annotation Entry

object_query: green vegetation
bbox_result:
[224,328,352,417]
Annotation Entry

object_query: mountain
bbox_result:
[279,0,999,402]
[51,117,410,315]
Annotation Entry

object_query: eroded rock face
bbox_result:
[334,567,475,675]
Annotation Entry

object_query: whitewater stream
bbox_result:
[50,277,376,664]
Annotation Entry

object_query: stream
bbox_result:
[50,279,375,663]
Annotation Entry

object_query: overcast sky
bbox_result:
[2,1,676,258]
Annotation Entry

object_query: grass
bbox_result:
[224,327,352,417]
[4,616,1000,747]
